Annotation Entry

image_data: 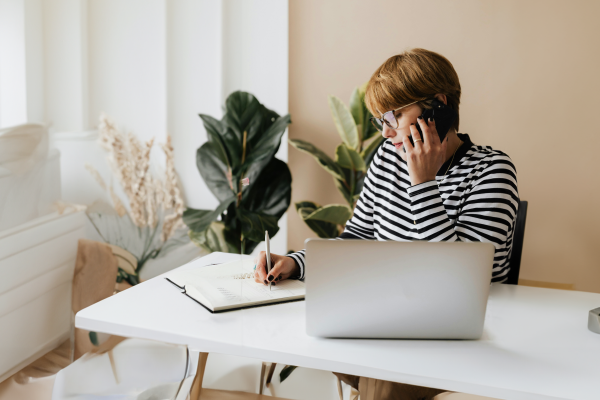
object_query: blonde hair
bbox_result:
[365,48,462,131]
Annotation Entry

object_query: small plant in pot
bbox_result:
[184,91,292,254]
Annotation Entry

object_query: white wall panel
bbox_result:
[23,0,44,123]
[166,0,223,210]
[43,0,88,132]
[0,0,28,127]
[221,0,288,161]
[87,0,167,143]
[0,0,45,128]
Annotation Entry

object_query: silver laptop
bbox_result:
[305,239,495,339]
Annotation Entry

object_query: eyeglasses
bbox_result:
[370,99,428,132]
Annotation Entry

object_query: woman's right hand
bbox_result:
[253,251,299,286]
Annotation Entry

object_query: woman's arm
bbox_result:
[407,152,519,280]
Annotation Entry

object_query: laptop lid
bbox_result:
[305,240,495,339]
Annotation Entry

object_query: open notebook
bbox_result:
[165,258,305,313]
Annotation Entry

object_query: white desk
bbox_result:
[76,252,600,400]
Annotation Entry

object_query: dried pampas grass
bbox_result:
[90,113,185,242]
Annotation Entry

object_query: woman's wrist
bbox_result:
[285,256,301,279]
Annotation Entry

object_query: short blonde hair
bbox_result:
[365,48,462,131]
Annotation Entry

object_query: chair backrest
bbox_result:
[504,200,528,285]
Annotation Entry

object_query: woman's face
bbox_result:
[380,103,423,161]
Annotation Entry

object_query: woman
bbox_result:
[255,48,519,289]
[253,48,519,399]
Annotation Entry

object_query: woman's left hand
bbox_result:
[403,117,448,186]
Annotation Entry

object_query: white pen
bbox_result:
[265,230,271,291]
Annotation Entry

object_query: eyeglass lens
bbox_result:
[383,111,399,129]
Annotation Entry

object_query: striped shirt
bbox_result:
[287,133,520,283]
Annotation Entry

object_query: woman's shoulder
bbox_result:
[461,137,516,174]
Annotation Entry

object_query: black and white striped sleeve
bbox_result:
[406,152,519,281]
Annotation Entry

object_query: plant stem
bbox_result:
[241,131,247,164]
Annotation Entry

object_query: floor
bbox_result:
[0,340,346,400]
[0,340,497,400]
[202,352,344,399]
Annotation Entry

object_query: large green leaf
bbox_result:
[359,82,378,141]
[288,139,344,181]
[237,208,279,243]
[198,114,230,167]
[221,127,243,171]
[304,204,353,225]
[295,201,339,238]
[335,144,366,172]
[183,196,236,233]
[196,142,234,202]
[329,95,359,150]
[219,92,265,171]
[247,104,280,149]
[243,114,291,168]
[349,87,364,133]
[242,158,291,219]
[222,91,261,141]
[360,135,384,169]
[350,82,379,142]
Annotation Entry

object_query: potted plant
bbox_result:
[289,83,382,238]
[184,91,292,254]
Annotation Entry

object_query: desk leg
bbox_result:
[358,377,376,400]
[266,362,277,384]
[336,376,343,400]
[259,362,267,394]
[190,352,209,400]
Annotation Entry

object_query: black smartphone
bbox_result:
[407,98,457,146]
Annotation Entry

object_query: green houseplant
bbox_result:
[289,83,383,238]
[183,91,292,255]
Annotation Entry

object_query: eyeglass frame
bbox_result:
[370,98,430,132]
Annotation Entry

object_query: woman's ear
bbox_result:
[434,93,447,105]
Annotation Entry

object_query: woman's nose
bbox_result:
[381,124,396,139]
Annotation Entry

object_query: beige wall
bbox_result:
[288,0,600,293]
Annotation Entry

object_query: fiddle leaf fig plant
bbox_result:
[184,91,292,254]
[289,83,383,238]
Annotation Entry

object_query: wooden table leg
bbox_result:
[266,362,277,385]
[259,362,267,394]
[190,352,209,400]
[358,377,376,400]
[336,375,344,400]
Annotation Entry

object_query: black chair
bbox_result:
[504,200,528,285]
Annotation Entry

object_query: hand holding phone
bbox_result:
[407,99,457,146]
